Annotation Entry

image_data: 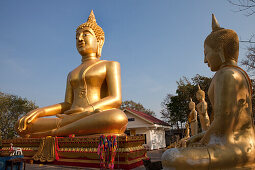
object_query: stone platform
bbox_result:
[1,135,148,169]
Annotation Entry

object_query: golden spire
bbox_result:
[198,84,201,90]
[212,14,223,32]
[87,10,96,23]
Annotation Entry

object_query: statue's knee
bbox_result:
[101,109,127,133]
[162,147,210,169]
[111,109,128,125]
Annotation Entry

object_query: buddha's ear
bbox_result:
[219,47,225,63]
[97,39,104,58]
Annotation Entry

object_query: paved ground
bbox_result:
[24,149,165,170]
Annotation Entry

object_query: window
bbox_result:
[128,118,135,121]
[125,130,130,136]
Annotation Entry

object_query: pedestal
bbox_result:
[1,135,147,169]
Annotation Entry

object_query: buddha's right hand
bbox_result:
[18,109,44,132]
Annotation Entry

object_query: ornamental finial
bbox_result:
[212,14,222,32]
[87,10,96,23]
[198,84,201,90]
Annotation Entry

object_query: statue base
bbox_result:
[1,135,148,169]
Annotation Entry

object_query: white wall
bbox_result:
[150,129,166,150]
[135,128,151,147]
[124,110,167,150]
[125,111,152,129]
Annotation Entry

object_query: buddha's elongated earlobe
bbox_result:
[219,47,226,63]
[97,39,104,58]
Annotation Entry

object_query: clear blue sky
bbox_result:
[0,0,254,118]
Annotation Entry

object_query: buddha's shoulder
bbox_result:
[99,60,120,66]
[215,66,245,82]
[100,60,120,64]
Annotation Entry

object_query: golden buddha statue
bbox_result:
[162,14,255,169]
[196,85,210,131]
[16,10,128,138]
[188,98,198,136]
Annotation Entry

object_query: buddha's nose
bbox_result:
[78,34,83,41]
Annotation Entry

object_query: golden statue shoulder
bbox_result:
[216,66,247,83]
[99,60,121,68]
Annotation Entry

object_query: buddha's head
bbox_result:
[76,10,105,60]
[204,14,239,71]
[189,98,195,110]
[196,85,205,101]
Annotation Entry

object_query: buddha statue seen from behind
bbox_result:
[162,14,255,169]
[16,10,128,138]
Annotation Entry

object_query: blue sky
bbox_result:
[0,0,254,118]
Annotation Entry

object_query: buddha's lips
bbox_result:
[78,44,85,48]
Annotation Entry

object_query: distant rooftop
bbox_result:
[124,108,170,126]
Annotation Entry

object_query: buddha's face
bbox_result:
[76,27,98,57]
[189,103,195,110]
[204,44,222,72]
[196,92,203,101]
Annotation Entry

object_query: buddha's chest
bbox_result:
[69,62,106,88]
[196,101,207,112]
[196,102,202,111]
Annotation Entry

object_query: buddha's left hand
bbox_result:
[18,109,44,132]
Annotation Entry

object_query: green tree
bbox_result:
[0,92,38,139]
[161,74,212,129]
[120,100,156,116]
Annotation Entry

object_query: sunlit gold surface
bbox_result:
[196,85,210,131]
[188,98,198,136]
[162,14,255,169]
[16,10,128,138]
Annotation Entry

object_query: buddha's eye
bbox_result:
[83,34,87,37]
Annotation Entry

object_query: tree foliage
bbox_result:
[161,74,212,128]
[0,92,38,139]
[120,100,156,116]
[160,94,172,122]
[241,44,255,76]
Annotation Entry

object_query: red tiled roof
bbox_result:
[125,108,170,126]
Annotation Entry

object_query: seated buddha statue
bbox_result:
[196,85,210,131]
[162,14,255,169]
[16,10,128,138]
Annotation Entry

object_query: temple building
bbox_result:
[123,108,170,150]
